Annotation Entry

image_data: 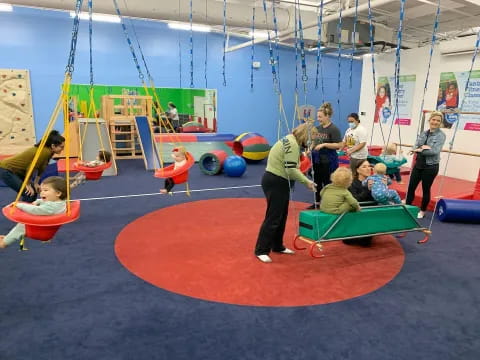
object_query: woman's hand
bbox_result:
[307,181,317,192]
[421,145,431,150]
[314,144,324,151]
[25,184,35,196]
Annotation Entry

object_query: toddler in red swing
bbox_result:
[71,150,112,188]
[0,176,68,249]
[160,146,187,194]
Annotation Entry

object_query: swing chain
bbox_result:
[112,0,145,81]
[65,0,84,76]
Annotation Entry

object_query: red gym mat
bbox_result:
[391,174,476,211]
[115,198,406,307]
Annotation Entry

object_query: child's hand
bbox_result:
[367,179,374,190]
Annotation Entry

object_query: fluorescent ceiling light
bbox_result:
[168,22,211,32]
[249,30,270,39]
[69,11,120,23]
[0,3,13,12]
[463,0,480,5]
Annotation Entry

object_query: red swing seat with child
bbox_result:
[73,161,112,180]
[154,151,195,184]
[2,201,81,241]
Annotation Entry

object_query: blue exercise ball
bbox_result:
[223,155,247,177]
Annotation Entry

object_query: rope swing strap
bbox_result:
[13,0,84,213]
[315,0,325,99]
[367,0,386,146]
[386,0,406,148]
[222,0,227,86]
[349,0,359,89]
[336,2,343,124]
[250,6,255,90]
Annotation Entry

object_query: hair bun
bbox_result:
[320,102,333,117]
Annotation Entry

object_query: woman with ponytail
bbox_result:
[308,102,343,209]
[0,130,65,202]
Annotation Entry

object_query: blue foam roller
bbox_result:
[437,198,480,223]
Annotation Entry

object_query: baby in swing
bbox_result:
[0,176,68,249]
[363,163,402,205]
[71,150,112,188]
[160,146,187,194]
[380,143,406,184]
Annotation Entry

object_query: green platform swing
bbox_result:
[294,204,431,258]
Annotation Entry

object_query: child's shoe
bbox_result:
[279,248,295,254]
[417,211,425,219]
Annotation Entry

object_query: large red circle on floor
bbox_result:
[115,198,405,306]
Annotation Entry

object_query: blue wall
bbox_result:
[0,6,362,145]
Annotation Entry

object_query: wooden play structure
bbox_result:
[101,94,154,160]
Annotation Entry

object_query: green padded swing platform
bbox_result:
[295,205,430,258]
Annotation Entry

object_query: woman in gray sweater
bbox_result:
[405,111,446,218]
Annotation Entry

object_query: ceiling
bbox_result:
[5,0,480,53]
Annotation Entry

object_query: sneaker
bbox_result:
[257,254,272,263]
[279,248,295,254]
[417,211,425,219]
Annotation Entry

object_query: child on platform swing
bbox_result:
[363,163,402,205]
[160,146,187,194]
[0,176,68,249]
[70,150,112,188]
[319,167,361,214]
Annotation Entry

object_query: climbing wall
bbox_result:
[0,69,36,154]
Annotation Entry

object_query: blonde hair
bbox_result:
[330,167,353,188]
[429,111,444,124]
[292,123,318,146]
[173,146,187,158]
[384,143,397,155]
[374,163,387,175]
[318,102,334,118]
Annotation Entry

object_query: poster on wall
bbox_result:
[436,71,480,131]
[374,75,416,126]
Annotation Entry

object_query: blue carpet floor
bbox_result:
[0,160,479,360]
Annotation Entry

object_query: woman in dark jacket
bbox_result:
[345,159,375,246]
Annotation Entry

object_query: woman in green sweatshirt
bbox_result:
[0,130,65,202]
[254,123,317,263]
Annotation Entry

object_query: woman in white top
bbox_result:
[342,113,369,176]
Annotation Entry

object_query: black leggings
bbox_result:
[405,165,439,211]
[254,172,290,256]
[164,178,175,192]
[0,167,37,202]
[313,162,332,203]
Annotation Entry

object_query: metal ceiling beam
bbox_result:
[226,0,398,53]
